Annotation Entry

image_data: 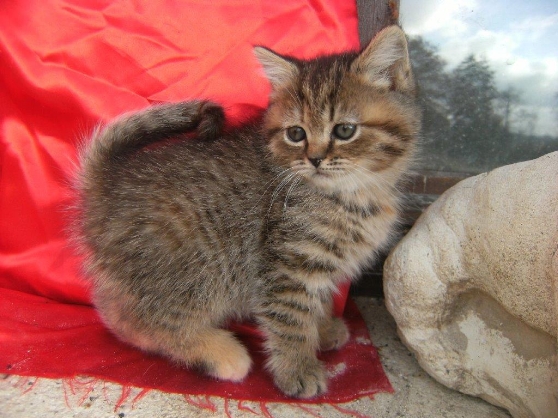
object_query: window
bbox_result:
[401,1,558,175]
[353,1,557,296]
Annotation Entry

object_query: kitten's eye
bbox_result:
[333,124,356,140]
[286,126,306,143]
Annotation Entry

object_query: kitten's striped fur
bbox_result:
[77,26,420,398]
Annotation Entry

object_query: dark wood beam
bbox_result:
[356,0,401,47]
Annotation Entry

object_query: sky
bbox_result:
[400,0,558,136]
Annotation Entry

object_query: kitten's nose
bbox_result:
[308,157,323,168]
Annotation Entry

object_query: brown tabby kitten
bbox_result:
[77,26,420,398]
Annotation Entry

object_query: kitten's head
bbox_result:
[255,26,420,194]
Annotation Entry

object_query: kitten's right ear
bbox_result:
[351,25,416,96]
[254,47,298,90]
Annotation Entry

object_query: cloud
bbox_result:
[436,27,558,107]
[401,2,558,136]
[401,0,479,37]
[437,29,518,67]
[511,13,558,39]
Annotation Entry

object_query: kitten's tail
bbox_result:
[82,100,225,170]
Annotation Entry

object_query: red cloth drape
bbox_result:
[0,0,392,403]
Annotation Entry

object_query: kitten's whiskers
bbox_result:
[250,167,294,214]
[283,176,302,210]
[264,161,306,219]
[349,162,396,197]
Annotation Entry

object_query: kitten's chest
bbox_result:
[278,188,399,277]
[324,198,397,254]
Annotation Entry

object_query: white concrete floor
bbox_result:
[0,298,511,418]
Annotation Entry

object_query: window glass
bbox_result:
[400,1,558,174]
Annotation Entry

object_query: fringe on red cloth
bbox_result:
[1,288,392,403]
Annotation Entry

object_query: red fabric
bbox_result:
[1,289,391,403]
[0,0,392,403]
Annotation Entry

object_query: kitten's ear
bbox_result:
[351,25,415,95]
[254,47,298,90]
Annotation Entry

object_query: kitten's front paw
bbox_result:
[319,317,350,351]
[273,358,327,399]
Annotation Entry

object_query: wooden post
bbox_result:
[356,0,400,47]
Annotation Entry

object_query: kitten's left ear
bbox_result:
[351,25,416,96]
[254,46,298,90]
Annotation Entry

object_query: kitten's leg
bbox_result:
[318,295,350,351]
[257,281,328,398]
[95,290,251,381]
[110,319,252,382]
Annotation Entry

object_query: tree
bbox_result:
[514,109,538,136]
[407,37,452,166]
[496,87,521,134]
[447,55,505,169]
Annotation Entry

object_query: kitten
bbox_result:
[77,26,420,399]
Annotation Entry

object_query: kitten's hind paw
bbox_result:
[208,347,252,382]
[273,358,327,399]
[194,329,252,382]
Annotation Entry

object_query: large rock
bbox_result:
[384,152,558,418]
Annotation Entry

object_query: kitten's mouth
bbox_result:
[310,169,340,183]
[311,169,331,178]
